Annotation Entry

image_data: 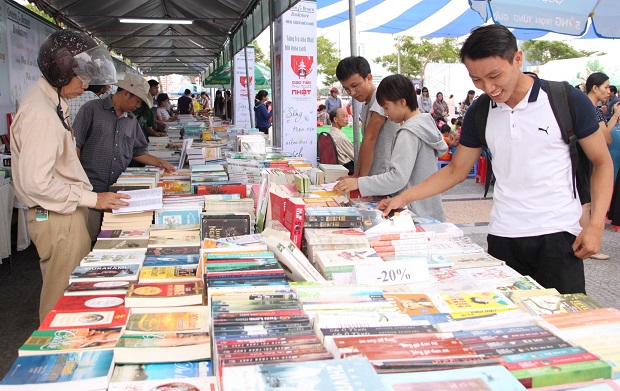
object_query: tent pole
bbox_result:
[349,0,361,161]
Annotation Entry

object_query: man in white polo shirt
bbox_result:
[378,24,613,294]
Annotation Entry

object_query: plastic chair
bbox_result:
[317,132,338,165]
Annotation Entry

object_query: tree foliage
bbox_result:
[374,37,460,84]
[23,4,56,24]
[521,40,599,65]
[252,40,270,68]
[317,35,341,87]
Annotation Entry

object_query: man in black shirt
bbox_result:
[178,88,193,115]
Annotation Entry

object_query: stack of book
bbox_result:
[111,168,160,190]
[108,360,216,391]
[318,163,349,183]
[211,290,333,373]
[314,247,384,283]
[304,227,370,266]
[260,232,326,282]
[304,207,362,229]
[190,163,229,189]
[158,169,191,194]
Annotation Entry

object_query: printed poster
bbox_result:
[232,46,255,130]
[273,1,317,165]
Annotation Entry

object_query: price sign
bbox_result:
[353,258,430,286]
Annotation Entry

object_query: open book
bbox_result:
[113,187,163,214]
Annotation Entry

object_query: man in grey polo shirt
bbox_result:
[73,74,175,238]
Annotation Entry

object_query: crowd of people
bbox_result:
[8,23,620,324]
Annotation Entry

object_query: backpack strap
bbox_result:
[543,80,578,198]
[472,94,493,197]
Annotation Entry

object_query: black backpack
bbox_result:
[472,80,579,198]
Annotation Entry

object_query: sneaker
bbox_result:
[589,252,610,260]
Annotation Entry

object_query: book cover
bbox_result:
[64,281,131,296]
[143,254,200,267]
[114,332,212,364]
[434,253,506,269]
[19,327,123,355]
[109,361,215,391]
[511,360,612,388]
[384,293,442,315]
[0,351,114,390]
[221,357,383,391]
[97,229,149,240]
[519,293,605,316]
[148,232,202,248]
[138,265,199,283]
[92,238,149,253]
[125,281,204,307]
[79,253,145,267]
[53,295,125,312]
[69,265,140,283]
[39,308,130,330]
[200,213,252,240]
[284,197,305,248]
[380,365,526,391]
[146,246,201,256]
[125,307,209,334]
[435,291,518,318]
[195,183,246,197]
[154,207,202,225]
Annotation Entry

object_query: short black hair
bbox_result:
[440,124,451,134]
[376,74,418,111]
[451,118,457,125]
[611,86,617,94]
[336,56,371,82]
[148,79,159,87]
[157,93,170,105]
[184,89,191,95]
[329,108,340,122]
[318,104,326,111]
[460,24,518,64]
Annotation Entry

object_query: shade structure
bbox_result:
[470,0,620,39]
[204,63,271,88]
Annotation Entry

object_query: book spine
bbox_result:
[304,221,362,228]
[284,202,305,248]
[504,352,600,371]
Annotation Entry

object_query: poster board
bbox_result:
[232,45,255,130]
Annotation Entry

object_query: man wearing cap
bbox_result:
[73,74,176,239]
[325,87,342,114]
[10,29,130,321]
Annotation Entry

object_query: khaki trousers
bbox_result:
[27,207,91,322]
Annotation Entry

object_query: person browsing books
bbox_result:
[328,108,355,175]
[9,30,131,322]
[336,56,399,178]
[378,25,613,294]
[73,74,176,240]
[334,74,447,222]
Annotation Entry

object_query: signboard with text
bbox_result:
[232,46,255,130]
[273,1,317,165]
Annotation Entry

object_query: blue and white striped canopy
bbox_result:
[316,0,612,40]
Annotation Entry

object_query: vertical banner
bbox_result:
[6,3,52,114]
[232,45,255,130]
[0,1,10,135]
[273,1,317,165]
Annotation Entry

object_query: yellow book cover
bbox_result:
[438,291,517,318]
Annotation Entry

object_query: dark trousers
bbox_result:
[487,232,585,294]
[343,160,355,176]
[258,126,269,135]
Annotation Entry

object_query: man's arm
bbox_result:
[132,154,176,173]
[377,145,481,215]
[573,130,614,258]
[355,112,385,177]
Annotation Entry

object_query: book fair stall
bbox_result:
[1,111,620,391]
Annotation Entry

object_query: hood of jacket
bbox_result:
[254,100,263,110]
[401,113,448,157]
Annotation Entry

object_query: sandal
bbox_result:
[589,252,610,260]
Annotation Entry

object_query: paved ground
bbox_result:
[442,178,620,310]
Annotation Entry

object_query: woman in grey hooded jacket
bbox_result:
[334,74,448,221]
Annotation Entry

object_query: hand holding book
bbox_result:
[96,192,131,210]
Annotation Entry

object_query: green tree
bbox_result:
[23,4,56,25]
[252,40,270,68]
[374,37,460,85]
[521,40,599,65]
[317,35,341,87]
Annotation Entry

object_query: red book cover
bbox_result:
[53,295,126,312]
[283,198,305,248]
[196,184,246,197]
[505,353,600,371]
[39,308,130,330]
[269,191,288,225]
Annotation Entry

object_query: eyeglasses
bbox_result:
[343,78,367,94]
[77,75,91,85]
